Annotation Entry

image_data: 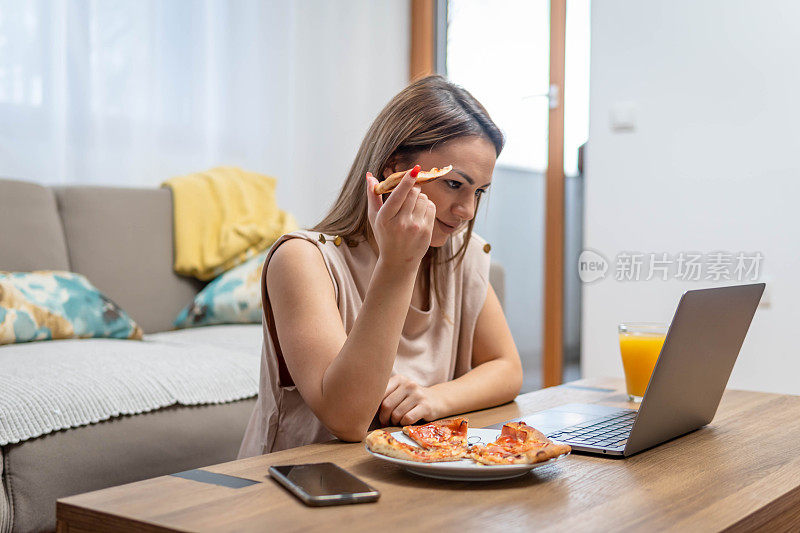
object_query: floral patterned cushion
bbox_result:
[174,251,265,329]
[0,271,143,345]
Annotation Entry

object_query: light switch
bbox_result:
[610,102,637,132]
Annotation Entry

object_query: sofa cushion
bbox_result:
[0,271,143,345]
[0,179,70,272]
[4,398,256,533]
[174,252,266,329]
[54,186,204,333]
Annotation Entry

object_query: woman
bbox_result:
[238,75,522,456]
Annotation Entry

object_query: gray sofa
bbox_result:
[0,177,506,533]
[0,178,261,532]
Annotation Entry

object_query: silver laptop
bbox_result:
[488,283,765,457]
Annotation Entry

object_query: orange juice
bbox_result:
[618,328,666,399]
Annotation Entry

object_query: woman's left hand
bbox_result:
[379,374,447,426]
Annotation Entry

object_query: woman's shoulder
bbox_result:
[268,233,325,279]
[267,230,318,264]
[274,229,355,253]
[266,231,338,301]
[269,228,343,270]
[268,229,341,258]
[266,229,353,297]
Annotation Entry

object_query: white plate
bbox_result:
[365,428,568,481]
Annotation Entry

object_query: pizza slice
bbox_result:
[493,421,549,451]
[402,417,469,450]
[373,165,453,195]
[365,429,467,463]
[470,422,571,465]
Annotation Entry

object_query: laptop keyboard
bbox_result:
[547,410,637,449]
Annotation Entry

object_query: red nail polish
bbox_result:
[410,165,420,178]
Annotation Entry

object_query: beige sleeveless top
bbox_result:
[238,228,491,457]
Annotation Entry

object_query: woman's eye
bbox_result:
[444,179,487,196]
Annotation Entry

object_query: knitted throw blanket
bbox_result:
[0,333,260,445]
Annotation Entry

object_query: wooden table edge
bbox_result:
[57,500,188,533]
[722,483,800,532]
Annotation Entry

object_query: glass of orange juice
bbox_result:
[618,323,667,402]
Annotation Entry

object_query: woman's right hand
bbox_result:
[366,165,436,269]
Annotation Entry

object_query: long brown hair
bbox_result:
[311,75,504,315]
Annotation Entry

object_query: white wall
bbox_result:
[583,0,800,394]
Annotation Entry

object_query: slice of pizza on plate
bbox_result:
[402,417,469,450]
[365,429,467,463]
[470,422,571,465]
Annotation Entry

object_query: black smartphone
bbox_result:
[268,463,380,507]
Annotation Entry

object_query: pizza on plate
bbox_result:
[366,418,570,467]
[469,422,572,465]
[373,165,453,195]
[402,417,469,449]
[364,429,467,463]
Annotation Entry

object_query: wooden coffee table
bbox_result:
[57,378,800,532]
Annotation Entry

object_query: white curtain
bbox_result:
[0,0,409,227]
